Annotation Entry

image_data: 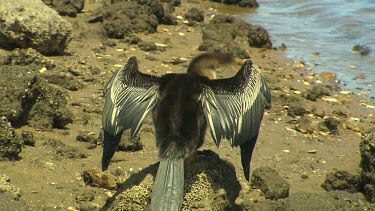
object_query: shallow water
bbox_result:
[243,0,375,96]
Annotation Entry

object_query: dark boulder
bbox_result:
[251,166,290,200]
[42,0,85,17]
[199,14,272,58]
[210,0,259,7]
[0,65,73,131]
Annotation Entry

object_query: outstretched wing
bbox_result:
[102,56,160,138]
[200,60,271,147]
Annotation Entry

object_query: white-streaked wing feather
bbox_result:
[201,60,271,147]
[102,56,160,137]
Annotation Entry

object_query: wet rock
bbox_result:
[138,41,157,52]
[103,150,240,210]
[185,7,204,22]
[319,72,337,83]
[0,174,22,200]
[88,1,175,39]
[20,130,36,147]
[0,48,56,69]
[0,117,22,160]
[210,0,259,7]
[353,44,371,56]
[82,169,117,190]
[0,0,72,55]
[305,84,332,101]
[42,0,85,17]
[359,128,375,202]
[321,170,360,193]
[250,166,290,200]
[240,190,373,210]
[199,14,272,59]
[42,138,87,159]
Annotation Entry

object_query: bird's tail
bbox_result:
[152,158,184,211]
[102,130,122,171]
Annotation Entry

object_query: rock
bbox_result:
[318,117,340,134]
[0,0,72,55]
[250,166,290,200]
[82,169,117,190]
[321,170,360,193]
[359,128,375,202]
[185,7,204,22]
[239,191,373,210]
[353,44,371,56]
[0,48,56,69]
[209,0,259,7]
[26,79,73,131]
[0,117,22,160]
[88,1,176,39]
[42,0,85,17]
[117,131,143,152]
[76,131,97,144]
[0,65,73,130]
[138,41,157,52]
[319,72,337,82]
[20,130,36,147]
[0,174,22,200]
[294,116,315,134]
[199,14,272,59]
[287,102,307,117]
[305,84,332,101]
[41,72,84,91]
[76,189,96,202]
[103,150,241,210]
[42,138,87,159]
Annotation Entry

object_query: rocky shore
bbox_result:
[1,0,374,210]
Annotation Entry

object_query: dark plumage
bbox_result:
[101,54,271,210]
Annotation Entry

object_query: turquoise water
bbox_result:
[243,0,375,96]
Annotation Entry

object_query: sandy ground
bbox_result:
[1,0,374,210]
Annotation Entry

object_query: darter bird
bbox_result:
[101,53,271,210]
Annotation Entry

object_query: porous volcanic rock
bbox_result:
[0,117,22,160]
[42,0,85,17]
[0,0,72,55]
[360,128,375,202]
[87,1,176,39]
[103,150,241,210]
[199,14,272,58]
[210,0,259,7]
[251,166,290,200]
[0,65,73,130]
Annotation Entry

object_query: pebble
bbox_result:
[321,96,338,103]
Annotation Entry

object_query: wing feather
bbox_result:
[102,56,160,138]
[200,60,271,147]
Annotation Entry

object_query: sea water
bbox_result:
[243,0,375,97]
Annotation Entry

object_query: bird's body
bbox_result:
[101,54,271,210]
